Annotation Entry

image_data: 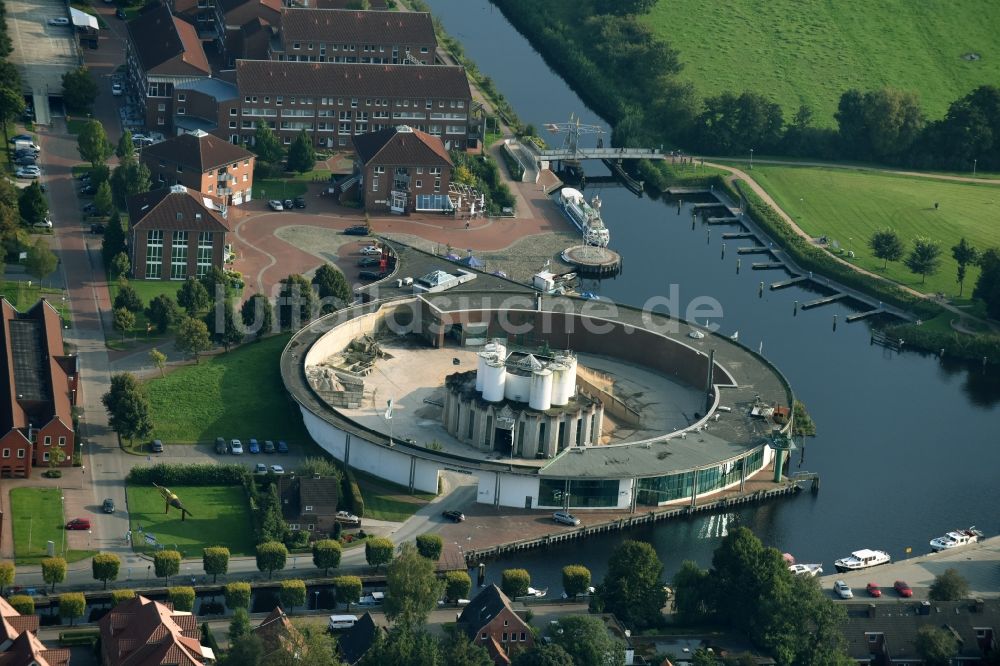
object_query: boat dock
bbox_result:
[846,309,883,322]
[722,232,757,240]
[600,159,644,195]
[801,293,848,310]
[691,202,727,210]
[665,187,712,195]
[706,216,742,225]
[737,246,771,255]
[770,275,810,290]
[752,262,785,270]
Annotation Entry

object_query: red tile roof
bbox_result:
[126,3,210,77]
[127,186,231,233]
[279,8,435,47]
[141,130,255,172]
[100,596,207,666]
[353,126,453,167]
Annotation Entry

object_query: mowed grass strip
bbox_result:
[750,165,1000,297]
[146,333,312,444]
[127,485,256,557]
[641,0,1000,125]
[10,488,96,564]
[352,468,434,522]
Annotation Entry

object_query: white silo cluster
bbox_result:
[478,341,507,403]
[549,353,578,406]
[475,341,577,410]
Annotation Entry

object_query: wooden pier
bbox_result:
[801,293,847,310]
[691,202,726,210]
[736,246,771,254]
[601,159,644,195]
[665,187,712,195]
[871,330,904,351]
[770,275,809,290]
[722,232,756,240]
[706,216,742,225]
[846,308,883,322]
[752,262,785,270]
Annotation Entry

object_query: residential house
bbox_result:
[125,2,211,133]
[173,78,240,137]
[140,129,255,205]
[126,185,231,281]
[163,0,217,39]
[353,125,453,214]
[233,60,473,150]
[213,0,282,65]
[277,473,340,535]
[254,607,305,655]
[270,9,436,65]
[840,598,1000,664]
[0,597,70,665]
[0,300,77,478]
[302,0,389,8]
[99,595,216,666]
[337,612,386,665]
[457,584,534,665]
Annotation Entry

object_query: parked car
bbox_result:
[442,510,465,523]
[893,581,913,597]
[335,511,361,526]
[282,199,293,210]
[358,270,387,281]
[276,440,289,453]
[131,133,149,142]
[357,257,381,267]
[343,225,369,236]
[293,196,306,209]
[115,7,126,19]
[32,218,53,229]
[9,134,33,144]
[89,223,105,234]
[215,437,227,454]
[15,140,40,152]
[263,440,275,454]
[65,518,91,530]
[151,439,164,453]
[268,200,284,211]
[15,155,36,166]
[866,583,882,597]
[16,166,40,179]
[248,438,260,454]
[112,83,123,96]
[359,245,382,255]
[102,498,115,513]
[553,511,580,526]
[47,17,70,25]
[79,184,95,195]
[269,465,285,475]
[254,463,267,474]
[230,439,244,455]
[834,580,853,599]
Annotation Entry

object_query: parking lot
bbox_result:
[134,438,309,474]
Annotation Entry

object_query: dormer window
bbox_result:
[304,505,313,511]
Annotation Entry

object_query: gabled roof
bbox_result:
[236,60,471,100]
[99,595,206,666]
[141,130,254,173]
[127,3,210,77]
[353,126,452,167]
[254,607,303,655]
[278,475,339,520]
[314,0,388,8]
[127,186,231,233]
[457,584,515,636]
[175,78,239,102]
[279,8,435,47]
[0,630,71,666]
[0,595,39,645]
[218,0,281,15]
[337,612,381,665]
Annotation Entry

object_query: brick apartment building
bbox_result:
[125,2,211,133]
[140,129,255,205]
[173,78,239,136]
[233,60,473,150]
[353,125,453,214]
[214,0,282,65]
[0,299,78,479]
[127,185,231,281]
[269,8,436,65]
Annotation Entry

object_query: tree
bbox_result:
[168,586,196,612]
[18,181,47,226]
[240,293,274,340]
[177,277,211,315]
[92,552,121,589]
[929,568,970,601]
[869,228,905,269]
[0,86,26,150]
[287,129,317,173]
[384,543,443,628]
[312,539,342,575]
[951,238,979,297]
[102,211,127,266]
[252,121,285,164]
[836,87,925,162]
[906,237,943,284]
[444,570,471,602]
[114,284,144,312]
[359,627,441,666]
[8,595,33,616]
[501,568,531,599]
[561,564,591,598]
[176,317,213,362]
[205,297,242,350]
[442,632,494,666]
[256,541,288,579]
[61,66,98,112]
[915,625,959,665]
[116,132,136,161]
[111,160,151,207]
[551,615,626,666]
[332,575,362,610]
[277,274,316,329]
[298,457,342,480]
[154,550,181,584]
[598,540,666,629]
[454,164,475,186]
[111,589,136,607]
[203,546,230,583]
[365,536,394,570]
[25,237,58,286]
[101,372,153,445]
[229,607,252,641]
[312,263,351,313]
[974,248,1000,319]
[280,579,307,613]
[77,120,111,167]
[224,581,251,610]
[415,534,443,561]
[671,560,710,623]
[113,307,136,341]
[200,265,232,300]
[0,561,14,595]
[594,0,656,15]
[111,252,131,282]
[147,294,180,333]
[691,648,721,666]
[41,557,67,592]
[511,644,575,666]
[94,180,114,217]
[58,592,86,626]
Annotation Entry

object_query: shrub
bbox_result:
[126,463,250,486]
[415,534,443,561]
[111,589,136,607]
[562,565,592,598]
[444,571,472,602]
[168,586,196,612]
[224,582,251,609]
[332,575,362,606]
[8,595,34,615]
[284,530,310,550]
[501,569,531,599]
[43,469,62,478]
[340,468,364,518]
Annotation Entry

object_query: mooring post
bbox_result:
[736,258,741,273]
[758,281,764,298]
[721,242,726,259]
[793,301,799,316]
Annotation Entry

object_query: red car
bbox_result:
[866,583,882,597]
[894,580,913,597]
[65,518,91,530]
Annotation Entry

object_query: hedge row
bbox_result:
[635,159,725,193]
[499,144,525,181]
[340,468,364,519]
[126,463,251,486]
[883,322,1000,364]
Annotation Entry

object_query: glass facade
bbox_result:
[636,446,767,506]
[539,478,620,508]
[171,231,188,280]
[145,230,163,279]
[196,232,213,277]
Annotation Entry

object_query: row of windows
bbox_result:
[288,523,315,531]
[2,446,65,458]
[156,160,250,173]
[289,42,430,54]
[371,177,441,193]
[635,447,766,506]
[479,631,527,643]
[240,97,463,110]
[281,55,427,66]
[146,232,214,280]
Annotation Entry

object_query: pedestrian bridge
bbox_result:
[528,144,669,162]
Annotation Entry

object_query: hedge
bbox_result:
[126,463,251,486]
[635,160,725,192]
[883,322,1000,365]
[341,468,364,518]
[59,629,99,641]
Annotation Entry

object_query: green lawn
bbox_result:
[256,179,308,200]
[641,0,1000,125]
[351,468,434,522]
[0,282,70,319]
[66,119,91,135]
[10,488,96,564]
[750,165,1000,297]
[107,280,182,350]
[145,333,314,444]
[126,485,256,557]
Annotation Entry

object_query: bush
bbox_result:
[284,530,310,550]
[444,571,472,602]
[883,322,1000,365]
[415,534,443,561]
[9,595,34,615]
[224,582,251,610]
[126,463,250,486]
[111,589,136,607]
[562,565,592,598]
[43,469,62,478]
[341,468,364,518]
[501,569,531,599]
[168,586,196,612]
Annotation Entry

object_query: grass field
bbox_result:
[0,282,69,319]
[145,333,314,444]
[10,488,96,564]
[750,165,1000,296]
[641,0,1000,125]
[126,485,256,557]
[351,468,434,522]
[107,280,186,350]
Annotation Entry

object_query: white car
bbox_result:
[112,83,123,96]
[335,510,361,525]
[32,218,53,229]
[359,245,382,255]
[268,200,284,211]
[553,511,581,526]
[16,166,41,179]
[269,465,285,475]
[47,17,70,26]
[833,580,853,599]
[230,439,244,455]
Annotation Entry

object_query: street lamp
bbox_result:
[313,590,320,610]
[973,159,977,176]
[749,148,754,169]
[60,496,65,556]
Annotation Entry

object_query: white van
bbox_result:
[327,615,359,631]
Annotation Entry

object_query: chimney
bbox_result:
[867,603,876,619]
[974,598,985,613]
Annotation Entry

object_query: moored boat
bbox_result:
[833,549,891,573]
[526,587,547,598]
[930,527,983,552]
[559,188,610,247]
[788,563,824,577]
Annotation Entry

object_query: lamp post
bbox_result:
[749,148,754,170]
[313,590,320,611]
[60,495,65,556]
[973,159,977,176]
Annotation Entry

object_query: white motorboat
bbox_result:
[930,527,983,552]
[834,549,891,572]
[788,563,824,577]
[526,587,547,598]
[559,188,610,247]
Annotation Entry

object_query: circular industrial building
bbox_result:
[280,284,794,511]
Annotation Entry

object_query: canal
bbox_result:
[426,0,1000,591]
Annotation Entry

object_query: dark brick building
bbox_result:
[141,129,256,206]
[458,585,534,665]
[278,474,341,535]
[353,125,453,214]
[213,0,282,65]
